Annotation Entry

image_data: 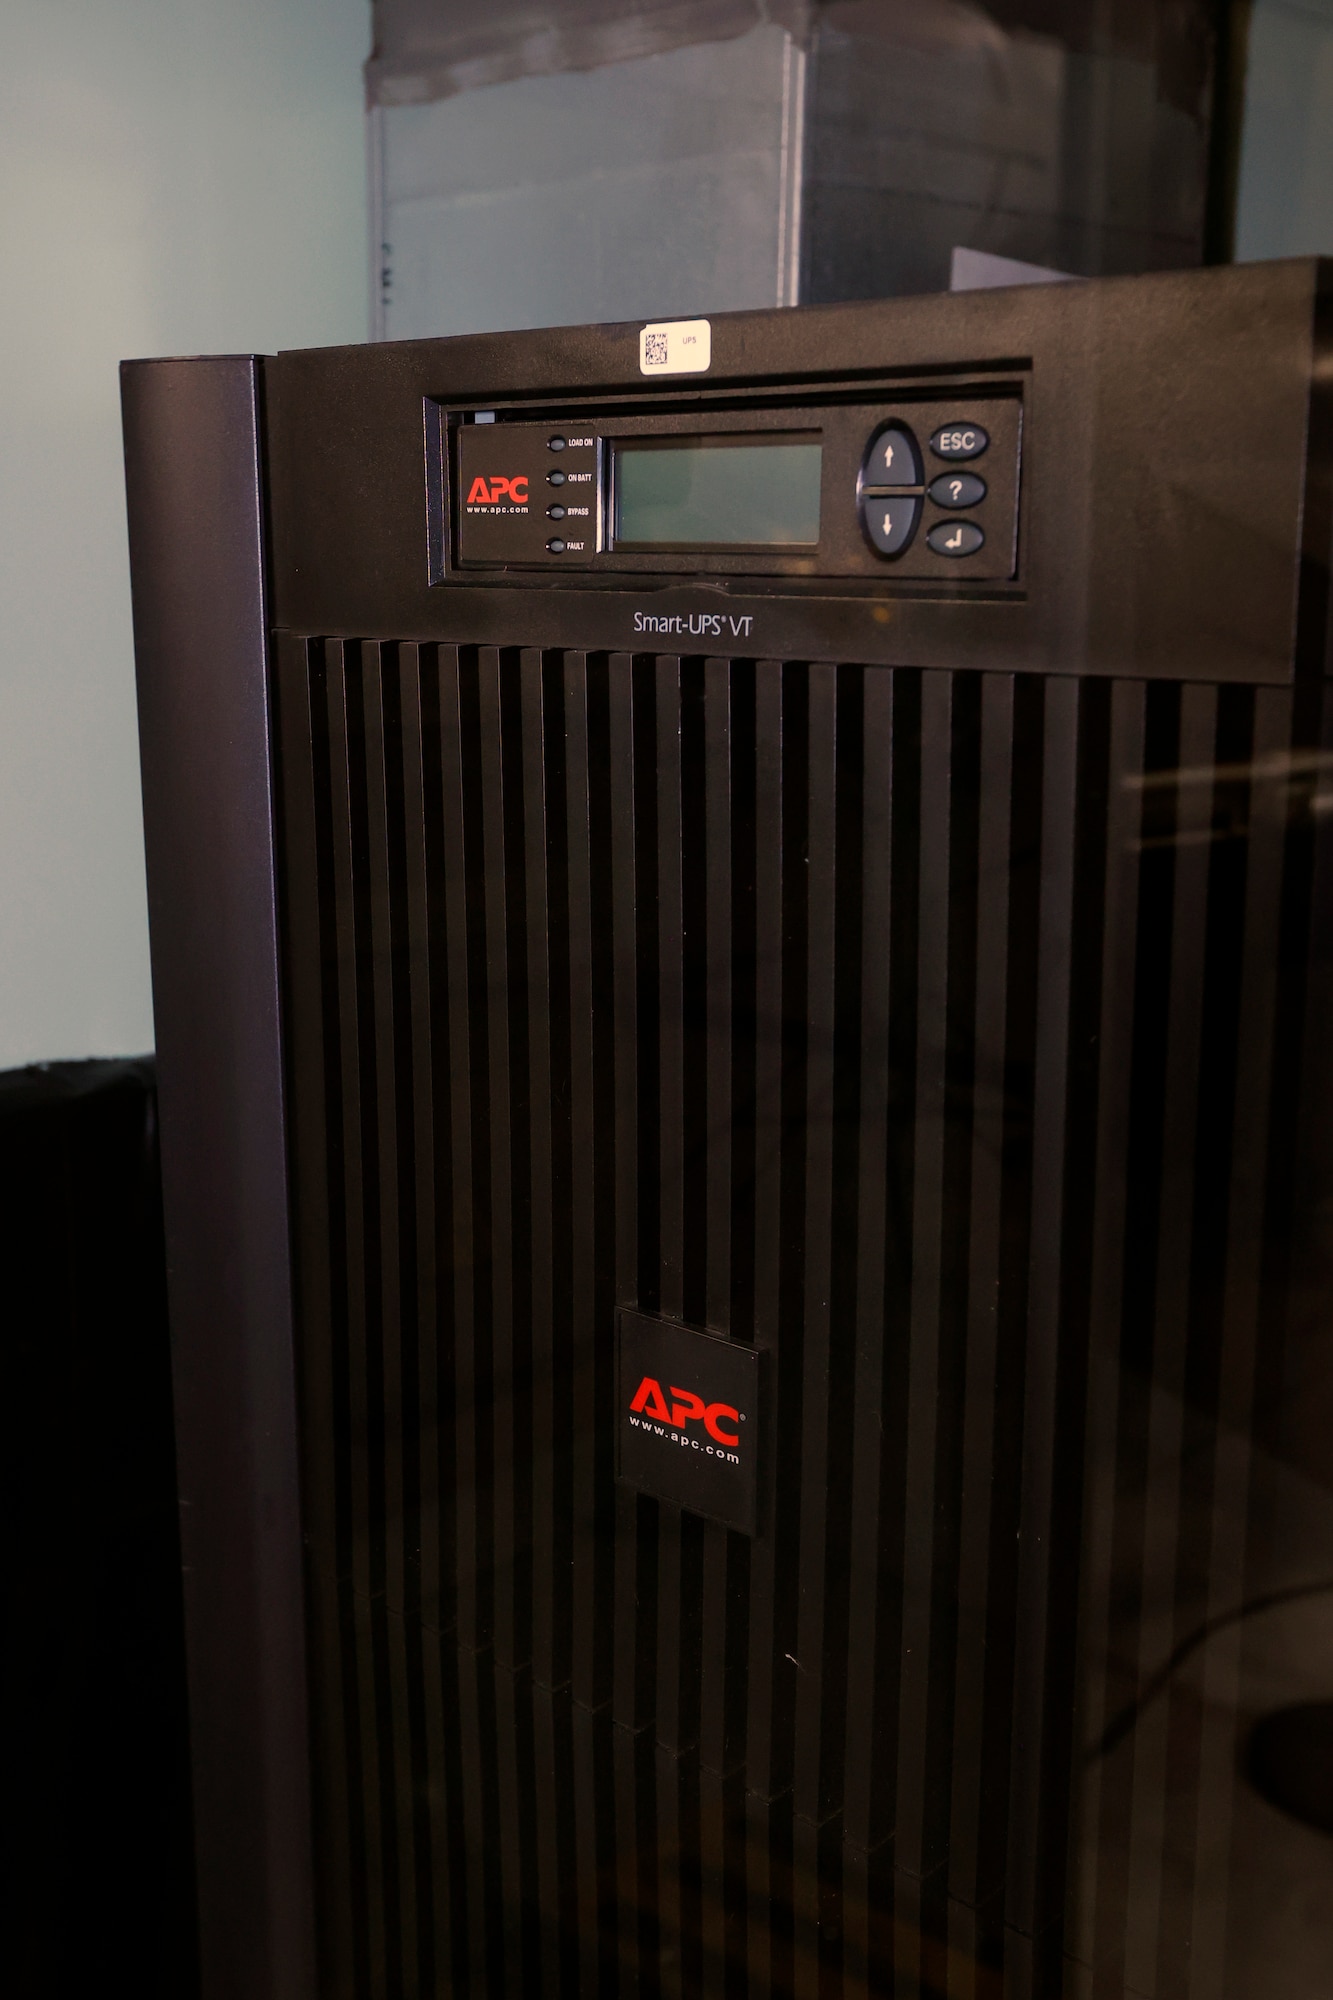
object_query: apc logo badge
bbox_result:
[616,1309,763,1534]
[465,474,529,512]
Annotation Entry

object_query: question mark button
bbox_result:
[927,470,987,509]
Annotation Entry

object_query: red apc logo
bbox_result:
[628,1376,740,1447]
[467,474,529,506]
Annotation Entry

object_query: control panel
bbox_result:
[446,390,1022,585]
[457,426,601,564]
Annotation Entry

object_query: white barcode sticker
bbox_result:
[639,319,711,376]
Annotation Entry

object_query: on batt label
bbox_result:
[616,1308,764,1534]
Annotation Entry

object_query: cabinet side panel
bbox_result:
[121,355,316,2000]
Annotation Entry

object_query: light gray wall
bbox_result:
[1236,0,1333,259]
[0,0,368,1068]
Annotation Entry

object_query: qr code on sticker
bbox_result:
[643,330,668,367]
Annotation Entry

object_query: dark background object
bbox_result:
[0,1059,197,2000]
[801,0,1226,302]
[1246,1703,1333,1838]
[1204,0,1255,263]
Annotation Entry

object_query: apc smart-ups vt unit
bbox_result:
[123,263,1333,2000]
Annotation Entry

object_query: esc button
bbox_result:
[930,422,988,461]
[863,494,921,557]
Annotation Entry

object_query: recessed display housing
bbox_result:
[447,390,1024,585]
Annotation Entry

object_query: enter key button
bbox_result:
[926,519,984,557]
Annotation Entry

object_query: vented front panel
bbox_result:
[275,640,1333,1998]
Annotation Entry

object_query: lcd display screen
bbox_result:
[613,436,822,547]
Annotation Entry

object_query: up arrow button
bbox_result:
[861,422,922,491]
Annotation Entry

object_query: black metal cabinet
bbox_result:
[125,263,1333,1999]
